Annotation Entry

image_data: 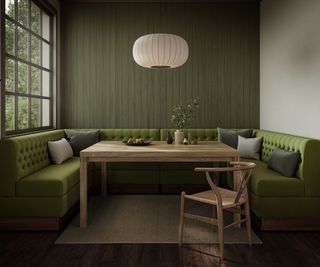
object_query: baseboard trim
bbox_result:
[253,214,320,231]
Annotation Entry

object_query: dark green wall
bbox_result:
[61,2,259,129]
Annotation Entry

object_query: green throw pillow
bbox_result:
[268,148,300,177]
[217,128,252,148]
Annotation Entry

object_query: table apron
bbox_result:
[83,157,237,163]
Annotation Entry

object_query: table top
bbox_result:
[80,141,239,162]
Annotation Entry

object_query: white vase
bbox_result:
[174,130,185,145]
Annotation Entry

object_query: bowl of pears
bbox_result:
[122,137,152,146]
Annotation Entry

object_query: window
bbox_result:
[4,0,53,135]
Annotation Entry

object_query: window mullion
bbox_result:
[28,0,32,128]
[14,0,18,131]
[40,6,43,127]
[5,15,50,45]
[5,53,50,72]
[49,12,52,127]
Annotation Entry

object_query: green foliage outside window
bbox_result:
[4,0,51,133]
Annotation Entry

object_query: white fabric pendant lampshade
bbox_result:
[133,33,188,69]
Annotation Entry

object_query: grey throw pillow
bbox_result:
[48,138,73,164]
[268,148,300,177]
[65,130,100,156]
[237,136,263,160]
[217,128,252,148]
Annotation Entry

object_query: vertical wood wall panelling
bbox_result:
[61,2,259,129]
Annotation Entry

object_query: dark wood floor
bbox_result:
[1,225,320,267]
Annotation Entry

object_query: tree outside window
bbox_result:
[4,0,53,134]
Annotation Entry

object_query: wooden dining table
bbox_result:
[79,141,240,228]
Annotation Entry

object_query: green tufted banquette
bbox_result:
[1,128,320,230]
[247,129,320,220]
[0,130,65,196]
[0,130,86,220]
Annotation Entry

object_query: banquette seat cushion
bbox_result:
[16,157,81,197]
[247,159,304,197]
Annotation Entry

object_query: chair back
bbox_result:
[195,162,256,205]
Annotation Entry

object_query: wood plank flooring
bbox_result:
[1,227,320,267]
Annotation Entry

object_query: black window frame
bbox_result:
[0,0,56,137]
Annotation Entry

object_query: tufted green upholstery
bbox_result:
[160,129,218,141]
[243,129,320,220]
[1,128,320,222]
[253,129,320,196]
[0,130,85,218]
[100,129,160,141]
[0,130,65,196]
[253,129,308,179]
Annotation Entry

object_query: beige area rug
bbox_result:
[55,195,262,244]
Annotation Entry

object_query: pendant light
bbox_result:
[133,33,188,69]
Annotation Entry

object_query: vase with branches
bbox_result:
[170,98,199,144]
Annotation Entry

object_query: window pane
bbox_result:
[5,20,15,55]
[31,2,41,35]
[42,12,50,41]
[5,0,15,18]
[42,42,50,69]
[5,95,15,131]
[17,27,29,61]
[31,98,41,128]
[18,0,29,27]
[42,70,50,97]
[42,99,50,127]
[31,35,41,65]
[5,58,15,92]
[17,62,29,94]
[18,96,29,129]
[31,67,41,95]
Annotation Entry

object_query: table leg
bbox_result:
[101,162,107,196]
[80,156,88,228]
[233,156,241,228]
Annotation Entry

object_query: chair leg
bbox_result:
[212,204,217,232]
[179,192,186,246]
[217,205,224,260]
[244,200,252,245]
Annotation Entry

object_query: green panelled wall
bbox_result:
[60,2,259,129]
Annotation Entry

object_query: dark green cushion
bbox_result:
[65,130,100,156]
[268,148,300,177]
[218,128,252,148]
[16,157,80,197]
[247,159,304,197]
